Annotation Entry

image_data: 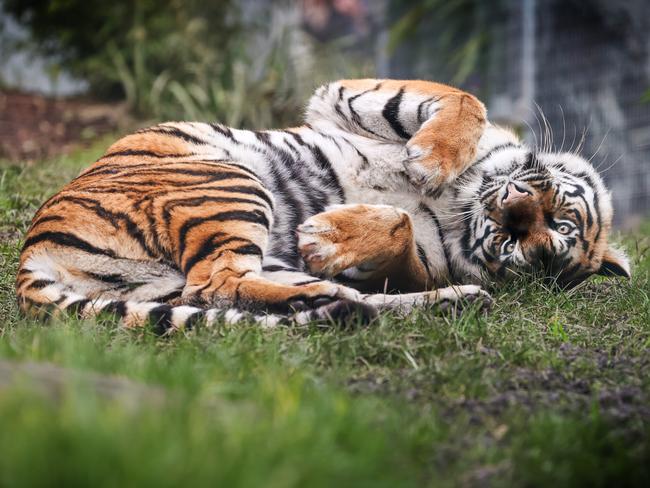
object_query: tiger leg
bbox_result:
[170,192,362,312]
[402,88,487,194]
[296,204,492,313]
[309,79,487,194]
[363,285,492,315]
[259,258,344,311]
[297,204,430,292]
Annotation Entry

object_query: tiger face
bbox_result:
[460,148,630,287]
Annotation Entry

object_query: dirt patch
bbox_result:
[456,345,649,425]
[0,89,130,162]
[347,343,650,425]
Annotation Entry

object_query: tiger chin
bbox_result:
[16,79,629,333]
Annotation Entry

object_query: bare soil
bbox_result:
[0,89,129,162]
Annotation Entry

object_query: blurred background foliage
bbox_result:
[1,0,649,224]
[1,0,371,127]
[388,0,506,88]
[0,0,506,124]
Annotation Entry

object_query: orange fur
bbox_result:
[298,205,431,292]
[339,79,487,188]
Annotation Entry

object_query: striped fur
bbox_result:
[16,79,627,333]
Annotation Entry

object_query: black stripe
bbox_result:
[419,204,453,280]
[346,83,384,138]
[262,264,295,272]
[162,195,269,228]
[282,138,303,159]
[473,143,519,166]
[382,87,411,139]
[66,299,90,319]
[255,131,271,145]
[78,159,234,180]
[177,210,270,259]
[521,151,539,171]
[153,290,183,303]
[416,243,434,284]
[182,234,248,273]
[100,149,191,159]
[282,130,307,147]
[292,279,322,286]
[563,183,594,229]
[86,272,126,284]
[231,243,263,257]
[185,310,206,331]
[29,214,65,228]
[254,131,331,214]
[215,185,275,210]
[231,136,309,226]
[334,85,349,121]
[389,217,409,236]
[220,162,261,180]
[209,123,236,140]
[148,305,174,335]
[76,162,154,179]
[416,96,438,124]
[461,205,478,260]
[27,279,55,290]
[308,144,345,202]
[23,231,117,257]
[347,100,383,139]
[573,172,602,239]
[96,167,251,181]
[339,136,369,168]
[42,195,156,258]
[143,127,208,145]
[316,131,342,151]
[102,300,128,318]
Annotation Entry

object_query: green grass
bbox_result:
[1,141,650,487]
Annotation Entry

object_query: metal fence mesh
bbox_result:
[386,0,650,226]
[490,0,650,226]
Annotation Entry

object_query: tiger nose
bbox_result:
[502,183,531,206]
[527,244,554,269]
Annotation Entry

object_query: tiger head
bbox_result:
[452,126,630,287]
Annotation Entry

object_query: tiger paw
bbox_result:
[403,93,486,195]
[403,141,467,197]
[287,283,361,311]
[429,285,493,316]
[297,204,413,277]
[318,299,378,328]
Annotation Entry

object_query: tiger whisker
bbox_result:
[587,127,611,166]
[596,153,623,175]
[558,104,566,153]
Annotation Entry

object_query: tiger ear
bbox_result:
[597,246,631,278]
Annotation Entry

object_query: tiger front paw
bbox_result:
[297,204,414,278]
[403,140,473,196]
[430,284,493,316]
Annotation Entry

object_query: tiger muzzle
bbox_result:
[500,183,542,236]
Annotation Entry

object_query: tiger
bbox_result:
[16,79,630,333]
